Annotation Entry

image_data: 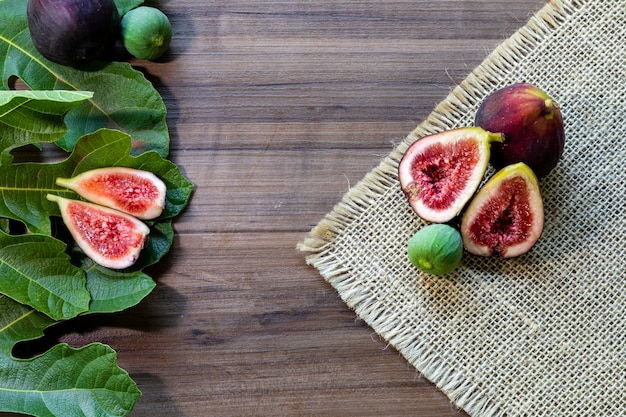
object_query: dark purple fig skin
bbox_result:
[27,0,120,66]
[475,83,565,178]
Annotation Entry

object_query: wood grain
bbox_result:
[5,1,548,416]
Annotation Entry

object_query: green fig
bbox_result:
[121,6,172,60]
[407,224,463,275]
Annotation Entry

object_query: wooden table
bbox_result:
[6,1,548,416]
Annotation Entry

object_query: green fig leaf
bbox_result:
[85,265,156,314]
[0,279,144,417]
[0,231,89,321]
[0,342,141,417]
[0,294,56,357]
[0,2,190,415]
[0,0,169,157]
[138,220,175,268]
[0,128,193,235]
[0,162,70,234]
[0,90,93,153]
[59,128,196,221]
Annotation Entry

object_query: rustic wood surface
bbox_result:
[6,1,548,416]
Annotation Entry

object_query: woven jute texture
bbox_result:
[298,0,625,415]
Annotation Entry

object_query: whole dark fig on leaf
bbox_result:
[398,127,503,223]
[475,83,565,178]
[27,0,120,66]
[461,162,544,258]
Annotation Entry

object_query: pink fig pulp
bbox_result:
[56,167,167,220]
[460,162,544,258]
[398,127,503,223]
[47,194,150,269]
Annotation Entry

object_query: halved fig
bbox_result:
[47,194,150,269]
[56,167,166,220]
[460,162,544,258]
[398,127,503,223]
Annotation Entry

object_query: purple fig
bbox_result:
[55,167,167,220]
[47,194,150,269]
[27,0,120,66]
[398,127,503,223]
[460,162,544,258]
[475,83,565,178]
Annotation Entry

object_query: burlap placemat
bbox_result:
[298,0,625,415]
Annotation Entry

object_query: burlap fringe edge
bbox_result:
[296,0,585,416]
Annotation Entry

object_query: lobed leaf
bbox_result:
[0,2,190,415]
[0,342,141,417]
[0,272,149,417]
[0,231,89,321]
[0,128,193,235]
[0,90,92,153]
[0,294,55,357]
[85,265,156,314]
[0,0,169,157]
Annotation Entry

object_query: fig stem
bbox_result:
[543,98,559,119]
[487,132,506,144]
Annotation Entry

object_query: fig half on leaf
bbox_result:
[47,194,150,269]
[398,127,503,223]
[56,167,167,220]
[460,162,544,258]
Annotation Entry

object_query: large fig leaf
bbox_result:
[0,128,193,235]
[0,296,141,417]
[0,231,89,321]
[0,294,55,357]
[0,90,93,152]
[0,0,169,157]
[85,266,156,314]
[61,128,195,221]
[0,269,148,416]
[0,343,141,417]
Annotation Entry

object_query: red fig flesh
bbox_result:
[475,82,565,178]
[47,194,150,269]
[398,127,503,223]
[56,167,166,220]
[460,162,544,258]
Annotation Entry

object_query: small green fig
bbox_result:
[121,6,172,60]
[407,224,463,275]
